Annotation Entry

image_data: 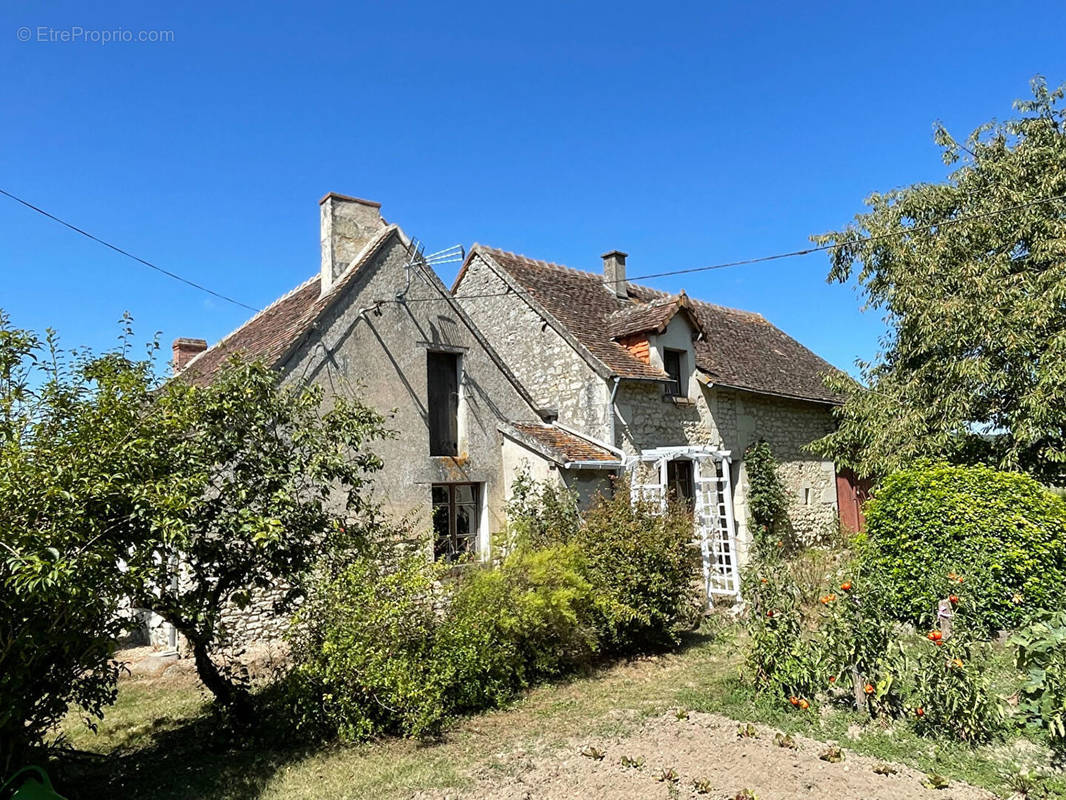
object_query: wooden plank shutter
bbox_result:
[427,352,459,456]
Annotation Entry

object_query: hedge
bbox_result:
[860,463,1066,632]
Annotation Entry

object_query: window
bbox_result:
[427,351,459,456]
[432,483,480,562]
[663,348,685,397]
[666,459,695,509]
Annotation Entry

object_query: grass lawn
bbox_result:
[54,622,1065,799]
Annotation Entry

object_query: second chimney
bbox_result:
[320,193,387,295]
[172,337,207,372]
[602,250,628,299]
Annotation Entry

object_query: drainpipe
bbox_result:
[607,376,621,452]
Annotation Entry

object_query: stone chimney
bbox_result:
[320,193,387,295]
[602,250,628,299]
[172,337,207,372]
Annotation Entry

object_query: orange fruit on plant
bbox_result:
[789,696,799,706]
[799,699,810,710]
[915,707,925,717]
[840,581,852,591]
[864,683,874,695]
[949,594,959,605]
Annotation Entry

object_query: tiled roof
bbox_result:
[507,422,620,464]
[605,293,703,340]
[180,227,396,386]
[468,246,841,404]
[468,248,668,380]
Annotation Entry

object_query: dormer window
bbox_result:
[663,348,685,397]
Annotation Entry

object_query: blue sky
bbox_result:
[2,1,1063,375]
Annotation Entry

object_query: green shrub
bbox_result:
[1010,611,1066,759]
[816,575,902,717]
[572,487,702,652]
[436,544,598,715]
[286,540,599,742]
[744,441,791,556]
[505,470,581,549]
[861,464,1066,632]
[286,547,445,740]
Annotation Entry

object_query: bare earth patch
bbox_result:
[416,711,994,800]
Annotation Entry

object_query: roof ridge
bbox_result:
[476,245,606,282]
[479,244,766,321]
[632,283,765,322]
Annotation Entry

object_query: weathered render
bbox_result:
[167,194,620,644]
[453,246,844,589]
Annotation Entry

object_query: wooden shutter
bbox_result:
[427,352,459,456]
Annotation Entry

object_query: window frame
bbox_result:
[431,482,480,563]
[662,348,685,397]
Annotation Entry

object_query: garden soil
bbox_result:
[415,711,994,800]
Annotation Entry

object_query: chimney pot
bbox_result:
[320,192,387,295]
[602,250,628,299]
[172,337,208,372]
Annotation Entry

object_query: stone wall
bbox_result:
[613,372,838,553]
[455,254,612,441]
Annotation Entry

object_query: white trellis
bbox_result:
[628,446,741,607]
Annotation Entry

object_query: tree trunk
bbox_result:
[190,639,254,724]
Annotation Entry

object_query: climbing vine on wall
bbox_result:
[745,440,790,557]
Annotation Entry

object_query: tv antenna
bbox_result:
[396,239,466,300]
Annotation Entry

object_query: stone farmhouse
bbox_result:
[175,193,618,570]
[172,192,850,622]
[453,246,846,601]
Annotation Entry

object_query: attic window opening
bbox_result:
[663,348,685,397]
[428,351,460,456]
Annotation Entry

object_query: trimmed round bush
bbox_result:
[861,463,1066,632]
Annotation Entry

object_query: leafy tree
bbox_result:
[0,311,388,765]
[812,77,1066,482]
[0,314,151,771]
[126,359,387,719]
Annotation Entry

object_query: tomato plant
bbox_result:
[907,620,1004,743]
[742,562,821,704]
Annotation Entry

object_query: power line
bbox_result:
[0,187,262,313]
[440,192,1066,304]
[6,186,1065,314]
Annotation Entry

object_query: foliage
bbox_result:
[287,475,701,743]
[124,356,387,718]
[286,538,599,741]
[504,469,580,549]
[907,624,1005,743]
[812,77,1066,482]
[565,484,702,652]
[285,544,444,740]
[1010,611,1066,758]
[0,314,134,770]
[743,441,790,556]
[815,574,902,717]
[742,561,821,704]
[859,463,1066,632]
[0,307,388,763]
